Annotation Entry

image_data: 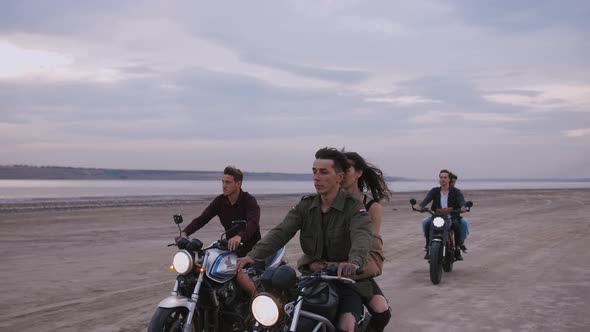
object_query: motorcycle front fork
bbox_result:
[182,253,208,332]
[288,291,305,332]
[182,270,204,332]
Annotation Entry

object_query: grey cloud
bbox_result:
[394,76,513,113]
[0,79,167,121]
[0,67,377,141]
[379,76,555,134]
[486,90,580,110]
[394,75,590,143]
[488,89,543,97]
[178,1,587,88]
[116,64,161,75]
[0,1,138,34]
[5,1,584,83]
[0,64,578,153]
[537,112,590,134]
[448,0,590,31]
[1,1,589,177]
[181,2,403,70]
[241,53,371,84]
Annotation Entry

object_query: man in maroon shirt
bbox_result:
[180,166,261,297]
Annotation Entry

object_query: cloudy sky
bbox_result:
[1,1,589,179]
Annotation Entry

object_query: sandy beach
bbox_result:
[1,189,589,332]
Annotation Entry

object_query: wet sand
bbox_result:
[1,189,589,331]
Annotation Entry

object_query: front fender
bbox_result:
[157,295,192,309]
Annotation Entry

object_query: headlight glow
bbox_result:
[251,294,280,327]
[433,217,445,228]
[172,250,193,275]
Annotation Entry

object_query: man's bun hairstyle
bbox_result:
[315,147,350,173]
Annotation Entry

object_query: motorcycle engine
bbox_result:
[216,281,250,331]
[216,280,239,306]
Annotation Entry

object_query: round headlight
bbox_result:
[433,217,445,228]
[251,293,280,327]
[172,250,193,275]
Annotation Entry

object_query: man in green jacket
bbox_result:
[236,147,372,332]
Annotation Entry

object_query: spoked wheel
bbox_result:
[429,241,443,285]
[148,307,198,332]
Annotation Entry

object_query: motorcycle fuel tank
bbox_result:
[204,248,238,283]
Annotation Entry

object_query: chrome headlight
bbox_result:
[172,250,194,275]
[432,217,445,228]
[251,293,280,327]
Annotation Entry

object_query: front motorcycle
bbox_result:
[250,265,371,332]
[148,215,286,332]
[410,199,473,285]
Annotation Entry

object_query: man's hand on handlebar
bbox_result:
[337,261,360,278]
[412,205,425,211]
[236,256,253,272]
[310,261,339,272]
[228,235,242,251]
[174,232,188,242]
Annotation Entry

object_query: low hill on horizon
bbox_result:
[0,164,408,181]
[4,165,585,182]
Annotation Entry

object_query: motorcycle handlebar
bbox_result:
[409,198,473,215]
[322,264,363,275]
[301,270,357,285]
[415,207,464,216]
[320,275,356,284]
[303,265,362,284]
[214,239,243,250]
[169,236,243,251]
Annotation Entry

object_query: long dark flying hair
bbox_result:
[343,151,392,202]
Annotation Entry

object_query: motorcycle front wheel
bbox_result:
[429,241,443,285]
[148,307,198,332]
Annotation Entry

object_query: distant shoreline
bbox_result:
[1,165,588,182]
[0,164,406,181]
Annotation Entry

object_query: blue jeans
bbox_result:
[461,217,470,241]
[421,217,469,242]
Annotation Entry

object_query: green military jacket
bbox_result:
[249,189,372,269]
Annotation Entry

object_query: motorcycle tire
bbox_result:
[147,307,198,332]
[429,241,443,285]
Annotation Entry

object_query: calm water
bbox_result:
[0,179,589,203]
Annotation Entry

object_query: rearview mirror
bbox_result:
[173,214,183,225]
[466,201,473,208]
[410,198,417,205]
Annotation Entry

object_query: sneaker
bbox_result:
[455,249,463,261]
[424,251,429,260]
[460,244,468,252]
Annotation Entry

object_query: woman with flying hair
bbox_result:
[298,150,392,332]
